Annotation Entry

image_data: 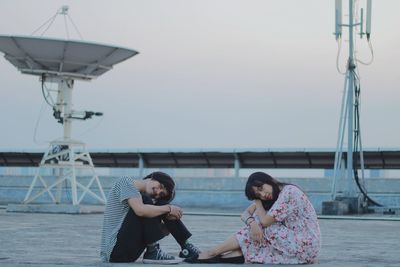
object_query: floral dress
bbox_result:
[235,185,321,264]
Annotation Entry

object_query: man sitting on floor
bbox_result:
[100,171,200,264]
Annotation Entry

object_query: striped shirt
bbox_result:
[100,176,141,262]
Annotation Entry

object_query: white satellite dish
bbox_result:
[0,35,138,80]
[0,33,138,208]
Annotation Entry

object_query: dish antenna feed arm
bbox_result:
[41,76,103,129]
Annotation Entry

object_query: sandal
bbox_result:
[184,255,221,264]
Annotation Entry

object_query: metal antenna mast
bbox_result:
[331,0,373,209]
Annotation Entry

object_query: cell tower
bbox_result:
[0,6,138,212]
[330,0,379,213]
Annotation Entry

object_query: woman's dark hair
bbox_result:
[143,171,176,203]
[245,172,288,210]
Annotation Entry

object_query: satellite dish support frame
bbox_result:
[23,75,106,205]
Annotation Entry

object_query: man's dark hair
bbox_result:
[143,171,175,203]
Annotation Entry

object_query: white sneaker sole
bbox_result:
[143,258,183,264]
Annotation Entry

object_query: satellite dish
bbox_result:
[0,12,139,209]
[0,35,138,80]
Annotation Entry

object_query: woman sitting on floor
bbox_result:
[186,171,321,264]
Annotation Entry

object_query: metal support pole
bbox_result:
[346,0,356,197]
[331,72,349,200]
[55,168,63,203]
[332,0,362,200]
[234,154,240,178]
[138,154,144,178]
[23,77,106,206]
[61,79,73,141]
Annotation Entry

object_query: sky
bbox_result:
[0,0,399,151]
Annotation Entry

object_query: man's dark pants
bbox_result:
[110,194,191,262]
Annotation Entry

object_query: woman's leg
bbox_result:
[198,235,241,259]
[219,249,245,264]
[221,249,243,258]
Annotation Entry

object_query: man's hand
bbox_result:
[165,214,179,220]
[168,205,183,220]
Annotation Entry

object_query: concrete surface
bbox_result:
[0,207,400,267]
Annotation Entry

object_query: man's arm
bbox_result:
[128,197,182,218]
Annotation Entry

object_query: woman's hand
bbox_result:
[249,220,263,242]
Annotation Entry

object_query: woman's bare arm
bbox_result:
[240,203,256,223]
[254,199,276,227]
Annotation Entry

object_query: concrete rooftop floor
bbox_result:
[0,207,399,267]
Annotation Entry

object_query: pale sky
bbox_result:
[0,0,399,150]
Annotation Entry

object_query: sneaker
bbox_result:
[143,244,182,264]
[179,242,201,259]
